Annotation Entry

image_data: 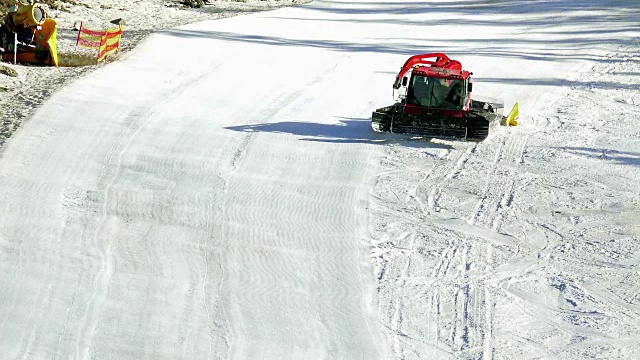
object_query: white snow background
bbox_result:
[1,0,639,359]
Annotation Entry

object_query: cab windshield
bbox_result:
[406,75,465,109]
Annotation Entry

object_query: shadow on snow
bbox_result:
[225,118,456,149]
[557,147,640,167]
[158,0,638,91]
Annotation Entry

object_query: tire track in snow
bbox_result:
[481,44,640,358]
[468,134,528,232]
[414,144,490,356]
[74,68,218,360]
[427,144,476,213]
[372,141,488,359]
[75,120,144,360]
[452,133,529,359]
[9,229,58,360]
[376,144,477,357]
[389,232,416,356]
[217,56,387,357]
[371,134,528,359]
[482,287,495,360]
[447,242,487,356]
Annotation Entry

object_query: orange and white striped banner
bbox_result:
[97,26,122,63]
[75,22,123,63]
[76,22,104,49]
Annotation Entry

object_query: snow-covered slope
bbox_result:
[0,0,638,359]
[367,1,640,359]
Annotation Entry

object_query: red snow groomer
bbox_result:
[372,53,505,142]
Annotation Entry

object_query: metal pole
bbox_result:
[13,32,17,65]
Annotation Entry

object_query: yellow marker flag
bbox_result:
[505,102,519,126]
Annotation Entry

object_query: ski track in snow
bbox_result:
[371,37,640,359]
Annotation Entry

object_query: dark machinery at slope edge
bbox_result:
[0,3,58,66]
[372,53,505,142]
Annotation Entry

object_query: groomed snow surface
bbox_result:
[1,0,639,359]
